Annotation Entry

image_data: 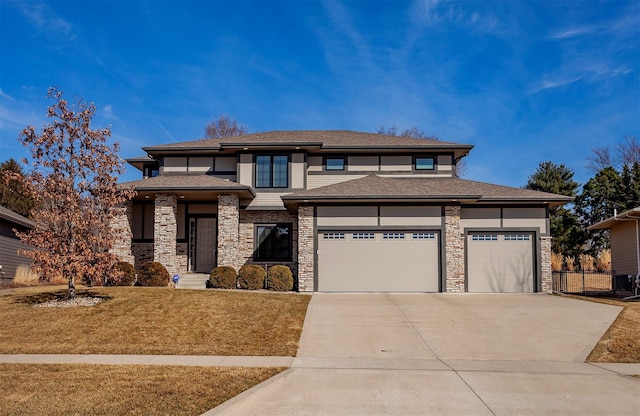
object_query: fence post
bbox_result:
[582,269,585,294]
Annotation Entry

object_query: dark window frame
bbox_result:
[255,154,289,188]
[414,156,435,171]
[324,157,346,171]
[254,223,293,261]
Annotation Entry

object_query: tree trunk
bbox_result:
[68,276,76,300]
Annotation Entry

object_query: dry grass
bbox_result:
[0,286,310,356]
[551,253,563,271]
[12,266,40,286]
[595,249,612,272]
[0,363,283,416]
[566,296,640,363]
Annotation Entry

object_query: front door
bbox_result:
[195,218,216,273]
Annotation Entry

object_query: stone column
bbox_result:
[540,236,553,293]
[154,194,178,276]
[297,205,314,292]
[444,205,465,292]
[217,194,240,270]
[109,202,134,265]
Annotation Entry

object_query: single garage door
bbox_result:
[317,231,439,292]
[467,232,535,293]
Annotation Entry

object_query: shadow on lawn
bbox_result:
[13,289,112,305]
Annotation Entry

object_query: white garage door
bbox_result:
[317,231,439,292]
[467,232,535,293]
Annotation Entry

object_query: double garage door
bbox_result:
[318,231,440,292]
[318,230,536,293]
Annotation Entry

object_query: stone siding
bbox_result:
[109,203,134,265]
[153,194,178,276]
[217,194,240,270]
[238,210,298,279]
[444,205,465,292]
[297,205,314,292]
[132,243,153,268]
[540,236,552,293]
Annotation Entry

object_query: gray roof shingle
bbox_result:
[121,174,255,197]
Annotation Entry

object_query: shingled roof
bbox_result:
[281,175,573,206]
[142,130,474,158]
[121,174,255,197]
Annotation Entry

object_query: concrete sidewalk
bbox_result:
[205,293,640,416]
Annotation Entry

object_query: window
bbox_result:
[256,155,288,188]
[383,232,405,239]
[472,234,498,241]
[325,157,345,171]
[323,233,345,239]
[352,232,375,239]
[144,166,159,178]
[255,224,292,261]
[504,234,531,241]
[415,157,435,170]
[412,232,435,239]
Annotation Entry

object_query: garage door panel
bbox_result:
[318,232,439,292]
[467,233,535,293]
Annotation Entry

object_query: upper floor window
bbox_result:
[325,157,345,171]
[144,166,159,178]
[415,157,435,170]
[255,155,288,188]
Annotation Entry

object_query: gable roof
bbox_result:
[142,130,474,159]
[0,205,34,228]
[281,175,573,206]
[588,207,640,230]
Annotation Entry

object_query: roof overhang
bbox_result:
[588,207,640,230]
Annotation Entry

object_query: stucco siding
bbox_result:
[610,221,639,275]
[238,154,253,186]
[215,156,237,172]
[291,153,305,189]
[503,207,547,234]
[317,206,378,226]
[379,206,442,226]
[380,156,412,171]
[162,157,188,173]
[347,156,379,172]
[245,193,288,210]
[437,155,453,173]
[189,157,213,172]
[307,156,323,172]
[460,207,501,228]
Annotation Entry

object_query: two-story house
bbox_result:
[112,130,571,293]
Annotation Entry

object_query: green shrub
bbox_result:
[237,265,266,290]
[136,261,170,287]
[266,265,293,291]
[113,261,136,286]
[209,266,237,289]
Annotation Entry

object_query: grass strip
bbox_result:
[0,363,283,416]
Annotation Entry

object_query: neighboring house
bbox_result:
[113,130,572,293]
[588,207,640,283]
[0,205,34,282]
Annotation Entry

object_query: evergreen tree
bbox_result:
[0,158,36,218]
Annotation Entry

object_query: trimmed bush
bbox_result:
[237,265,266,290]
[136,261,170,287]
[209,266,238,289]
[112,261,136,286]
[266,265,293,292]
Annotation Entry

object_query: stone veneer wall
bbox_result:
[217,194,240,270]
[109,202,134,265]
[540,236,552,293]
[297,205,314,292]
[132,243,153,268]
[154,194,178,276]
[444,205,465,292]
[238,210,298,278]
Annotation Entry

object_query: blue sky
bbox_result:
[1,0,638,187]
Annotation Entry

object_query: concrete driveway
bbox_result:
[207,294,639,415]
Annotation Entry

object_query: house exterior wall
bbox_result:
[297,205,314,292]
[540,236,552,293]
[0,235,33,282]
[217,194,240,270]
[238,210,298,277]
[110,203,134,265]
[610,221,639,275]
[444,205,465,292]
[154,194,178,277]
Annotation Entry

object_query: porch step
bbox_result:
[175,273,209,290]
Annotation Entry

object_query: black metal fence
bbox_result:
[552,270,617,295]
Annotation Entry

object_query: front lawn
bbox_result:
[0,363,283,416]
[0,286,310,356]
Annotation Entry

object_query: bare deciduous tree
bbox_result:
[587,135,639,173]
[204,114,248,138]
[17,87,136,299]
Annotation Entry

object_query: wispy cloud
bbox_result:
[529,77,583,93]
[0,89,15,101]
[414,0,500,34]
[10,0,74,41]
[102,104,117,121]
[548,26,600,40]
